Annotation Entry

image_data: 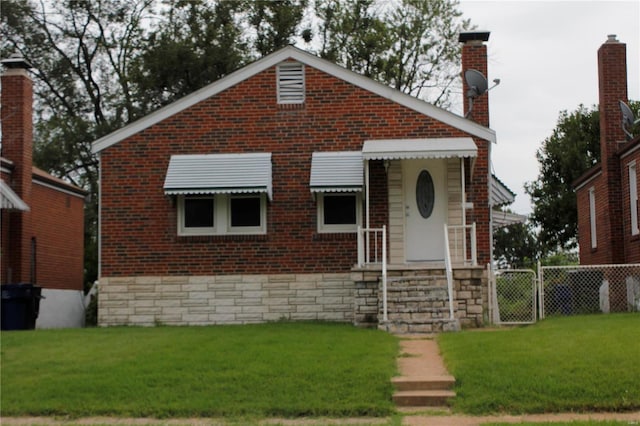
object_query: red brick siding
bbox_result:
[577,175,614,265]
[100,64,490,276]
[622,150,640,263]
[28,182,85,290]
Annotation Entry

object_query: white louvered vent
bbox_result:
[277,62,305,104]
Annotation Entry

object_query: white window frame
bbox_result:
[629,161,639,235]
[178,196,216,236]
[178,194,266,236]
[227,194,267,234]
[589,187,597,249]
[317,192,362,233]
[277,62,305,104]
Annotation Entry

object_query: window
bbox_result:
[229,195,263,231]
[589,187,597,249]
[277,62,304,104]
[178,194,266,236]
[183,197,215,232]
[317,193,361,233]
[629,162,639,235]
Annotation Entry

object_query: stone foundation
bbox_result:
[98,273,355,326]
[98,267,488,330]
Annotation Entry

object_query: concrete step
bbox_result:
[392,375,455,391]
[392,390,456,407]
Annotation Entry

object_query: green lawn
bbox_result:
[438,313,640,415]
[0,322,398,418]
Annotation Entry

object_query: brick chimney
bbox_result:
[458,31,492,265]
[459,31,491,127]
[1,54,34,283]
[598,34,627,264]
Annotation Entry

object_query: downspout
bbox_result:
[97,153,102,280]
[488,143,494,265]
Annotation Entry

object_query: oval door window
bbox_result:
[416,170,435,218]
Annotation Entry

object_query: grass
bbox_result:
[438,313,640,415]
[0,322,398,419]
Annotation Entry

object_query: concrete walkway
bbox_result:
[397,334,640,425]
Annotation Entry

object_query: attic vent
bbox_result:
[277,62,305,104]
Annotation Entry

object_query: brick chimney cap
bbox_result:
[606,34,619,43]
[1,53,33,70]
[459,31,491,43]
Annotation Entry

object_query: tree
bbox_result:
[312,0,471,107]
[493,220,540,270]
[247,0,309,57]
[525,105,601,252]
[131,0,248,112]
[525,101,640,253]
[1,0,156,288]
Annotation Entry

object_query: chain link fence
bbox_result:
[540,264,640,318]
[491,269,537,324]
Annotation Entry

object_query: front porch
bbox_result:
[353,225,488,332]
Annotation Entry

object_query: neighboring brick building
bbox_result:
[575,35,640,266]
[93,34,504,330]
[1,55,86,328]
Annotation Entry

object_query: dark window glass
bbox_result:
[416,170,435,218]
[323,195,357,225]
[184,198,214,228]
[231,197,261,227]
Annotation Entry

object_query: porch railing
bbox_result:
[443,223,455,320]
[447,223,477,267]
[357,225,388,321]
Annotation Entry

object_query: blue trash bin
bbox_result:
[1,283,42,330]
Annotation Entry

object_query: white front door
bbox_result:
[404,159,447,262]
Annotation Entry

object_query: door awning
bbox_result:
[163,153,272,200]
[0,179,29,211]
[362,138,477,160]
[310,151,363,192]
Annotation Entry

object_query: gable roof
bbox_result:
[92,46,496,154]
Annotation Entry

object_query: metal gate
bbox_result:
[490,269,537,325]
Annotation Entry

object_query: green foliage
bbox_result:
[493,220,540,269]
[438,314,640,414]
[0,323,398,418]
[525,105,601,252]
[314,0,470,108]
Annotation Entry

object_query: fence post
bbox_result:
[537,261,544,319]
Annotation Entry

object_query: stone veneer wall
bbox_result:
[352,267,488,331]
[98,273,355,326]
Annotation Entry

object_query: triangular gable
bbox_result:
[92,46,495,154]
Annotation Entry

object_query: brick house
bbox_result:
[93,32,503,332]
[1,55,87,328]
[575,35,640,265]
[574,35,640,311]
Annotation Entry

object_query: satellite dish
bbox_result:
[465,69,488,98]
[619,100,639,140]
[464,69,499,118]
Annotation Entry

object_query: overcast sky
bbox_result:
[457,0,640,214]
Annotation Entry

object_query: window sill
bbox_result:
[313,233,357,241]
[176,234,268,243]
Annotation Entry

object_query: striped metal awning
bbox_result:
[362,138,477,160]
[310,151,363,192]
[163,153,272,200]
[0,179,29,211]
